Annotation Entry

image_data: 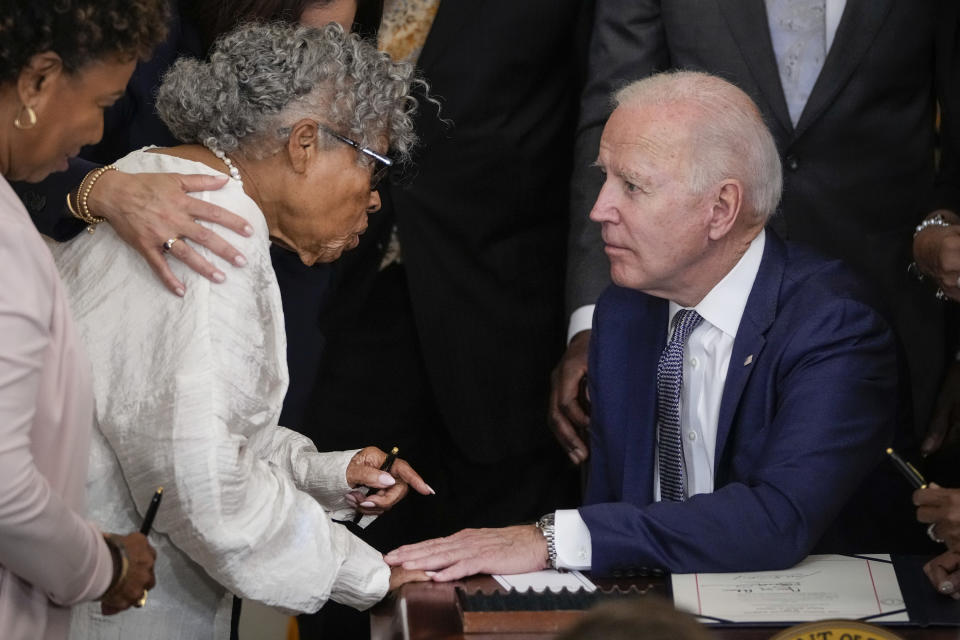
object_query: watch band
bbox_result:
[536,512,557,569]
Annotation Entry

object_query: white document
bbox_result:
[672,554,908,624]
[493,570,597,593]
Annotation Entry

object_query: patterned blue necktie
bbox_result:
[657,309,703,502]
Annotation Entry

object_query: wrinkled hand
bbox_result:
[345,447,434,515]
[388,565,432,591]
[548,330,591,464]
[88,170,253,297]
[912,209,960,300]
[100,532,156,615]
[384,525,549,582]
[922,361,960,455]
[914,483,960,551]
[924,550,960,599]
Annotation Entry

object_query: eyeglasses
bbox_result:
[317,124,393,190]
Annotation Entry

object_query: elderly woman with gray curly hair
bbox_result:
[54,21,433,640]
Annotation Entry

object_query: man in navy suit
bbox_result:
[384,71,898,577]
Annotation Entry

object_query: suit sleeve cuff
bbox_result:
[568,305,595,344]
[555,508,592,570]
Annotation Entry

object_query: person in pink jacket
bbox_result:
[0,1,167,638]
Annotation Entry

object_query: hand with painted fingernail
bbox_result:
[345,446,434,516]
[923,550,960,598]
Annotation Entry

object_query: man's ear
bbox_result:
[707,179,744,240]
[286,118,319,174]
[16,52,64,111]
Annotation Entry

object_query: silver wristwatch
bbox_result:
[536,512,557,569]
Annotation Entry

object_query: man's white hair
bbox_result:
[614,71,782,221]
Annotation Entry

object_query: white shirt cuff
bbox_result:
[555,508,592,570]
[326,523,390,610]
[567,305,595,344]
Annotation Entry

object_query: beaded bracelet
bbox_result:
[71,165,117,233]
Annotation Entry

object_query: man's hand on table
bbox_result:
[384,525,549,581]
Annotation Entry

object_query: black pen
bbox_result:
[886,448,927,490]
[352,447,398,524]
[140,487,164,535]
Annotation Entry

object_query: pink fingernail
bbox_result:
[212,272,226,283]
[425,571,437,577]
[360,501,375,508]
[426,484,436,495]
[234,255,247,267]
[175,287,185,297]
[379,473,396,486]
[243,225,254,236]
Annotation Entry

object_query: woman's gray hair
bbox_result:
[614,71,783,221]
[156,21,419,164]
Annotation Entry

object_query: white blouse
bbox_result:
[54,149,388,640]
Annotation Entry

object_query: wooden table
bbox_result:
[370,575,959,640]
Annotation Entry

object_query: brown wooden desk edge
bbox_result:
[370,575,958,640]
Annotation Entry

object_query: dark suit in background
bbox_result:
[585,232,899,573]
[567,0,960,453]
[297,4,592,636]
[305,0,590,541]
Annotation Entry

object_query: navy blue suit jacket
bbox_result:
[581,231,898,575]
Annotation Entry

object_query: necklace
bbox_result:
[203,138,243,187]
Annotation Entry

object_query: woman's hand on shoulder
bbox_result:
[88,170,254,297]
[345,447,435,516]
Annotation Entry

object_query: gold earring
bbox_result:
[13,105,37,130]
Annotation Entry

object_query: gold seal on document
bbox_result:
[770,620,904,640]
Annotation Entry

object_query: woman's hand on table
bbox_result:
[388,566,432,592]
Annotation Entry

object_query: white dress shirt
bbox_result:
[55,150,389,640]
[555,231,766,570]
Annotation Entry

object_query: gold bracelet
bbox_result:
[73,165,117,233]
[71,170,98,225]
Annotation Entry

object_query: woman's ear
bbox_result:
[16,52,64,112]
[286,118,320,174]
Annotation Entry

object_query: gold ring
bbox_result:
[162,237,180,252]
[136,590,148,607]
